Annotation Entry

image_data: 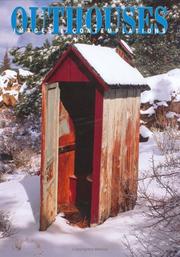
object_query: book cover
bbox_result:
[0,1,179,257]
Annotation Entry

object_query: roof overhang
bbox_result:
[109,83,150,92]
[43,44,149,92]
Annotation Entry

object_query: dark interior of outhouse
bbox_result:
[58,82,95,227]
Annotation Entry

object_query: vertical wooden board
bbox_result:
[99,87,141,223]
[122,89,133,211]
[122,88,140,211]
[131,89,139,204]
[133,89,141,201]
[98,92,110,222]
[131,89,140,206]
[47,56,90,83]
[100,89,128,221]
[99,89,118,222]
[109,91,118,216]
[131,89,136,202]
[110,89,117,216]
[110,89,122,216]
[130,89,136,206]
[40,83,60,231]
[126,89,135,209]
[112,88,140,213]
[118,89,128,212]
[105,90,115,218]
[91,88,103,225]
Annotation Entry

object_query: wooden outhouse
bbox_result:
[40,42,149,231]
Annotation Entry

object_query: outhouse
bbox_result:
[40,42,149,231]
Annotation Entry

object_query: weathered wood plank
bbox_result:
[99,88,141,223]
[106,90,115,217]
[111,89,122,216]
[99,91,110,222]
[40,83,60,231]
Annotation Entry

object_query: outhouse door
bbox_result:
[40,83,60,231]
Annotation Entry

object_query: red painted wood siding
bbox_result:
[48,56,89,84]
[90,88,104,225]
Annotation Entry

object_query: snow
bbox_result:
[0,70,17,90]
[0,69,34,105]
[18,69,33,77]
[120,39,134,55]
[140,125,153,138]
[141,69,180,104]
[74,44,146,86]
[156,101,168,107]
[2,70,17,80]
[140,106,155,116]
[0,176,147,257]
[166,111,179,119]
[0,175,133,256]
[25,88,37,96]
[174,94,180,102]
[19,83,27,94]
[0,135,179,257]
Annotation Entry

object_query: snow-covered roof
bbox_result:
[74,44,147,87]
[120,39,134,55]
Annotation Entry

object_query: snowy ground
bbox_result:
[0,136,179,257]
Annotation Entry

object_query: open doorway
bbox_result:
[58,82,95,227]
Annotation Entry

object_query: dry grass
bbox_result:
[12,148,35,168]
[0,211,12,238]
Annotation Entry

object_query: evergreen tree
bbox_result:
[9,0,180,117]
[0,50,11,73]
[133,0,180,76]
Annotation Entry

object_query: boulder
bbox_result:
[2,94,17,107]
